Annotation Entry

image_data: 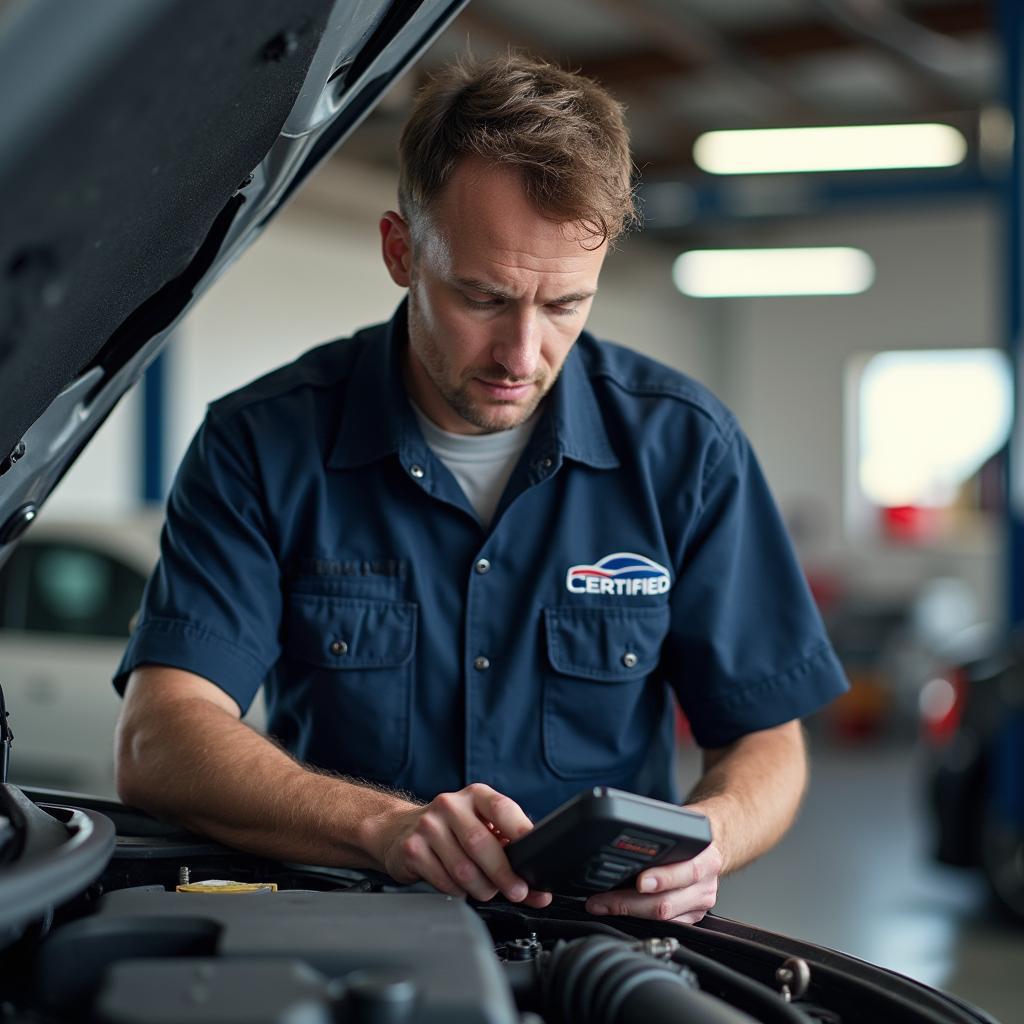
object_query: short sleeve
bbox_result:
[113,409,282,713]
[664,426,848,748]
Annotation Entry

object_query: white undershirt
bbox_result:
[410,401,539,527]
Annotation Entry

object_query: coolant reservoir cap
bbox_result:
[176,879,277,894]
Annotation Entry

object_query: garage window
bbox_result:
[848,349,1013,541]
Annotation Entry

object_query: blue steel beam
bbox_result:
[638,164,1001,230]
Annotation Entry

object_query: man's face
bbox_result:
[380,157,608,434]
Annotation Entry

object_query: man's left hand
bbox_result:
[584,841,723,924]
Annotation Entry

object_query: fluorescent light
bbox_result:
[694,124,967,174]
[673,247,875,298]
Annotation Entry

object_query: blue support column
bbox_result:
[1006,0,1024,626]
[141,351,167,505]
[998,0,1024,832]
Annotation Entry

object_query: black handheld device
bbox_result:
[506,788,712,895]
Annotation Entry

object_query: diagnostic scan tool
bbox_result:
[507,788,712,895]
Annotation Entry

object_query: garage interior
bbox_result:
[1,2,1020,1022]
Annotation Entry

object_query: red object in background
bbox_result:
[881,504,940,542]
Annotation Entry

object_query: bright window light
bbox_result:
[859,349,1013,508]
[694,124,968,175]
[673,247,875,298]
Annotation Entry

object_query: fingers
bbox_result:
[523,889,554,909]
[585,882,718,923]
[416,803,500,901]
[442,787,530,901]
[634,843,724,895]
[584,843,722,923]
[466,783,535,841]
[392,786,538,902]
[394,832,468,899]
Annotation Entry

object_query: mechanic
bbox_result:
[114,54,848,925]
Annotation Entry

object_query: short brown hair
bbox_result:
[398,53,636,246]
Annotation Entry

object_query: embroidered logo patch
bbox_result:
[565,552,672,596]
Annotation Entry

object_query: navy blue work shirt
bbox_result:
[115,302,847,821]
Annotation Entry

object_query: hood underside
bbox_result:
[0,0,465,557]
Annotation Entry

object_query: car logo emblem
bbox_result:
[565,552,671,596]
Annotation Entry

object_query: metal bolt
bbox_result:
[775,957,811,1002]
[179,866,190,885]
[630,937,679,960]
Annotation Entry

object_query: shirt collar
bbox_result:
[327,301,618,472]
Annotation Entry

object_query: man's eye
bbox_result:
[547,303,579,317]
[465,295,503,309]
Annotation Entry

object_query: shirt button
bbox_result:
[409,464,425,479]
[474,656,490,671]
[622,651,638,669]
[541,457,553,469]
[330,640,349,656]
[475,558,491,575]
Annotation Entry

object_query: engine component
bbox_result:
[538,935,758,1024]
[503,933,542,962]
[33,891,518,1024]
[775,957,812,1002]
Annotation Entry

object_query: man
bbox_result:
[114,54,848,924]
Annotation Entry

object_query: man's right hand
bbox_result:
[370,782,553,908]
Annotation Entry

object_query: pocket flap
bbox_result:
[545,605,669,682]
[286,594,416,669]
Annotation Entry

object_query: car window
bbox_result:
[2,541,147,639]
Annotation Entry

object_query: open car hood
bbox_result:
[0,0,465,562]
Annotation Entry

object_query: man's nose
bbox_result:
[492,308,541,380]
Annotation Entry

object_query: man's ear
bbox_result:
[380,211,413,288]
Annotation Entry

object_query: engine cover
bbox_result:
[35,890,518,1024]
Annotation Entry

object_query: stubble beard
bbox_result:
[408,295,552,434]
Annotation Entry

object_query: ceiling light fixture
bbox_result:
[673,247,875,298]
[693,124,967,175]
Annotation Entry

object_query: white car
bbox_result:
[0,514,265,796]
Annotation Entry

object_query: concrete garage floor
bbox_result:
[677,738,1023,1024]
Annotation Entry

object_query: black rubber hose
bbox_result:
[670,945,814,1024]
[541,936,760,1024]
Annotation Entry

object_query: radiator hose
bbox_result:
[536,936,760,1024]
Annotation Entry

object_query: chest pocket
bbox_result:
[543,604,670,779]
[284,593,417,780]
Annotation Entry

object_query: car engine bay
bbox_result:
[0,785,994,1024]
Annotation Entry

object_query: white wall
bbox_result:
[719,200,1002,620]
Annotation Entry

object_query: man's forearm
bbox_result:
[684,720,807,874]
[116,694,417,869]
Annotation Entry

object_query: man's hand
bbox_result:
[372,783,553,908]
[582,721,808,924]
[584,841,723,924]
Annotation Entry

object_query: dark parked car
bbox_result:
[924,642,1024,924]
[0,2,1004,1021]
